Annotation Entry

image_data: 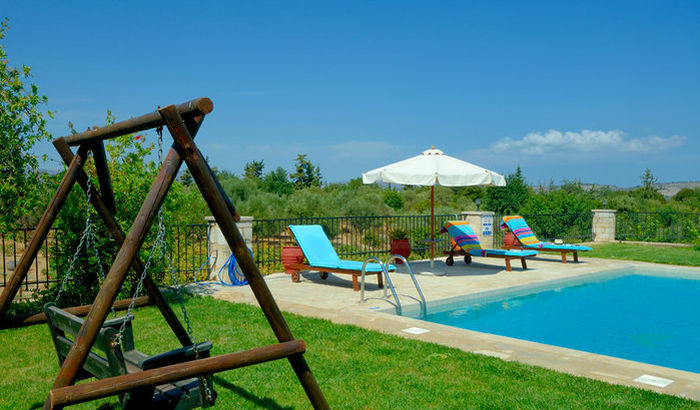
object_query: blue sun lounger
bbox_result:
[440,221,538,271]
[500,216,592,263]
[288,225,393,291]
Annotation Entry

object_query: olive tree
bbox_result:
[0,18,53,232]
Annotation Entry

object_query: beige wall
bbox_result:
[460,211,495,248]
[205,216,253,279]
[592,209,617,242]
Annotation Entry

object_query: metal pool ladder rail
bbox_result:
[359,255,426,318]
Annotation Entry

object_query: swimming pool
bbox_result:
[406,268,700,374]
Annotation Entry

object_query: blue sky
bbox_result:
[4,1,699,187]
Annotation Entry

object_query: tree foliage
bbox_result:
[483,166,530,214]
[521,180,597,215]
[637,168,663,201]
[673,188,700,207]
[28,114,194,310]
[290,154,322,189]
[0,19,53,232]
[261,166,294,196]
[244,160,264,180]
[384,189,404,210]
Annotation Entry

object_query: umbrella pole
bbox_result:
[430,185,434,268]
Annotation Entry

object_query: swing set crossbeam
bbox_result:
[53,137,196,347]
[48,111,200,396]
[62,97,213,147]
[47,340,306,408]
[0,97,328,409]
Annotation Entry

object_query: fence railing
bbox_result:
[0,225,209,292]
[163,224,209,280]
[1,228,62,294]
[4,211,697,289]
[616,212,700,243]
[251,214,459,274]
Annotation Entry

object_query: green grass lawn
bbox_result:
[589,243,700,266]
[1,295,697,409]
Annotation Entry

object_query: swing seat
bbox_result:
[43,302,216,409]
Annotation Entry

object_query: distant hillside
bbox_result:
[548,181,700,198]
[655,181,700,198]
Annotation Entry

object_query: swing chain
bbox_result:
[154,125,214,403]
[55,155,109,304]
[112,215,164,347]
[114,127,213,403]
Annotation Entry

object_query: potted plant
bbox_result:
[502,227,518,249]
[281,246,305,282]
[389,227,410,263]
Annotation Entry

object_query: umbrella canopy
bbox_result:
[362,146,506,269]
[362,147,505,187]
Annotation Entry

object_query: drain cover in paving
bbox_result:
[634,374,674,388]
[402,327,430,335]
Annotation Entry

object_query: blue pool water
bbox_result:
[416,272,700,373]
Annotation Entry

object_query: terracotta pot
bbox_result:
[390,239,411,263]
[503,231,518,248]
[281,246,304,274]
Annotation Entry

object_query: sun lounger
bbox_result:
[440,221,537,271]
[500,215,592,263]
[287,224,393,291]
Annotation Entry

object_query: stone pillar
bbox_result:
[460,211,495,248]
[205,215,253,279]
[592,209,616,242]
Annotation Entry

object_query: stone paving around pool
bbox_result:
[193,253,700,402]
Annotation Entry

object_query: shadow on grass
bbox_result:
[28,377,291,410]
[213,376,293,410]
[30,402,119,410]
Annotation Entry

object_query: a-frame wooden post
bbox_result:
[160,106,328,407]
[90,140,117,214]
[52,137,194,347]
[0,145,89,319]
[0,99,212,325]
[2,97,330,409]
[46,118,198,398]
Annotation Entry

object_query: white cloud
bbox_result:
[489,130,686,156]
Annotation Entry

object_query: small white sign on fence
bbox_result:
[482,214,493,236]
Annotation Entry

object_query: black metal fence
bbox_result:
[0,224,209,291]
[1,228,62,293]
[163,224,209,280]
[616,212,700,243]
[4,211,697,288]
[251,214,459,274]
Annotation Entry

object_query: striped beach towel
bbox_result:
[501,215,539,245]
[440,221,483,250]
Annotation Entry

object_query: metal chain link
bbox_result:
[112,213,164,347]
[82,182,116,317]
[112,126,213,402]
[155,125,214,403]
[56,158,96,303]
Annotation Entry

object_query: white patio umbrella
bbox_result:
[362,146,506,270]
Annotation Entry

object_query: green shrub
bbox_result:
[389,227,409,240]
[384,189,403,210]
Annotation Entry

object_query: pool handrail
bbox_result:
[385,255,426,318]
[360,257,401,315]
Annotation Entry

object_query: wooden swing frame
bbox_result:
[0,98,328,409]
